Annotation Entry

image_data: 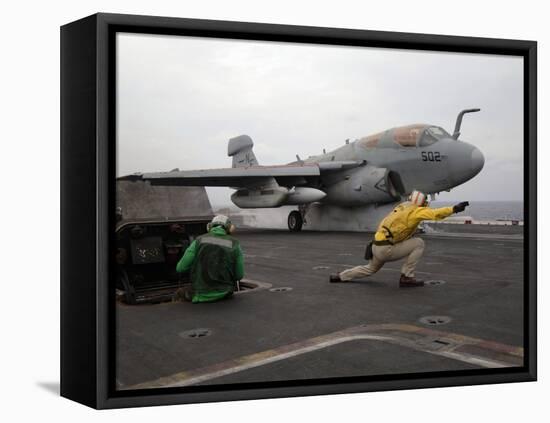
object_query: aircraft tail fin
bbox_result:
[228,135,258,168]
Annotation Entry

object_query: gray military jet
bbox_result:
[139,109,484,231]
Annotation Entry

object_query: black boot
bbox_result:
[399,274,424,287]
[329,274,343,283]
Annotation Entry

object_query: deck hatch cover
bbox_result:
[419,316,452,326]
[269,287,293,292]
[426,280,447,286]
[179,328,212,339]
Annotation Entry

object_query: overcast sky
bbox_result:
[116,33,523,206]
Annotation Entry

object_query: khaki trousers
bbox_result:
[339,237,425,281]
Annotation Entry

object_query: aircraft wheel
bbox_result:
[288,210,303,232]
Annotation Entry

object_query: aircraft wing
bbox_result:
[127,161,365,188]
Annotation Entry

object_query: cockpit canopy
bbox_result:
[358,124,451,149]
[393,124,451,147]
[419,126,451,146]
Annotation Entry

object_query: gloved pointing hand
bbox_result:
[453,201,469,213]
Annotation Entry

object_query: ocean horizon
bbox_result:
[430,201,523,221]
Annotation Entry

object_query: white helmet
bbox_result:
[409,190,428,206]
[208,214,235,233]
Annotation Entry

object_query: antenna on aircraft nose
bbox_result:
[453,108,480,139]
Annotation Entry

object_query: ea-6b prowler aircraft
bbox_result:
[137,109,485,231]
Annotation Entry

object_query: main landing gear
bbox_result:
[288,205,308,232]
[287,211,302,231]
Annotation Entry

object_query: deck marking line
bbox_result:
[122,323,523,390]
[161,335,393,388]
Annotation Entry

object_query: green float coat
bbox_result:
[177,226,244,303]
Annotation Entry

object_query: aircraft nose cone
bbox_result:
[471,147,485,175]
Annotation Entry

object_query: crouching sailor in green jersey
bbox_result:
[176,215,244,303]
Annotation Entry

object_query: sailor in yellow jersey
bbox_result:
[330,190,469,287]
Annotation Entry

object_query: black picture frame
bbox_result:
[60,12,537,409]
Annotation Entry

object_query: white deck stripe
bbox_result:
[157,334,514,388]
[436,351,511,368]
[162,335,393,388]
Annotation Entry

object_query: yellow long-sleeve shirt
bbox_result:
[374,203,454,243]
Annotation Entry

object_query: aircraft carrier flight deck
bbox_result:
[116,224,524,390]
